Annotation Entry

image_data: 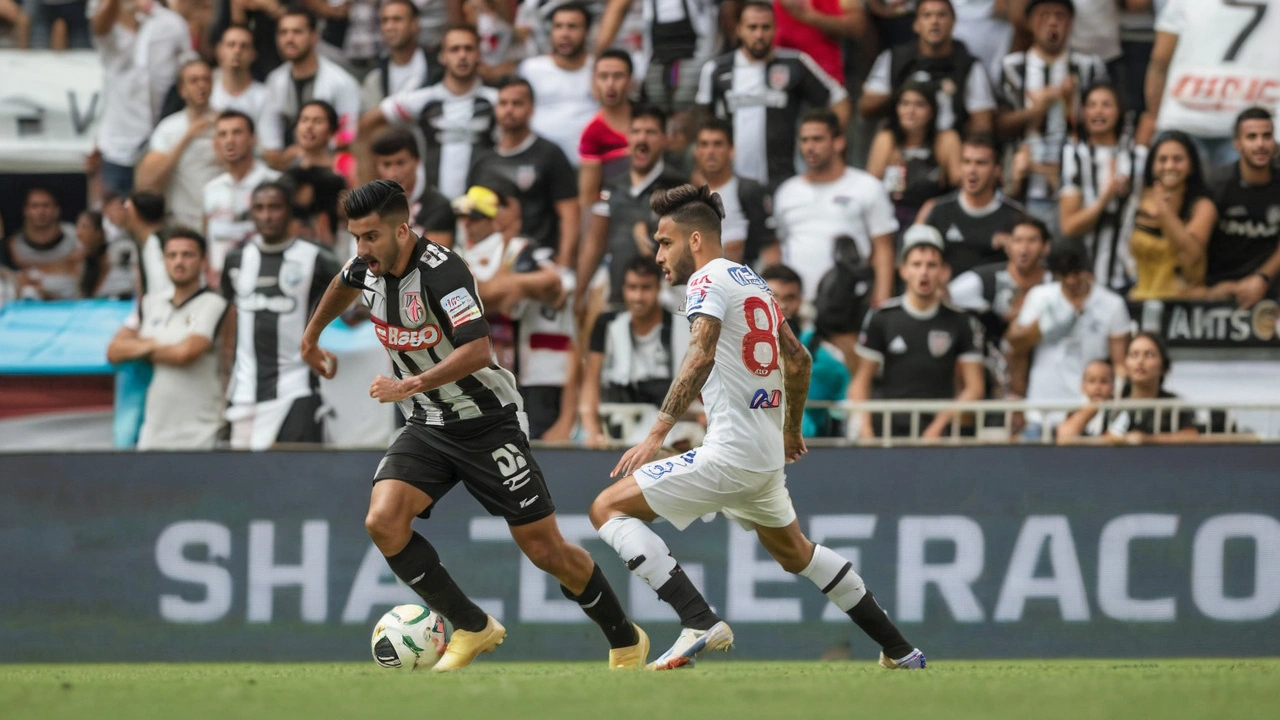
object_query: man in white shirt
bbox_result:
[361,0,434,111]
[136,58,222,231]
[210,24,268,127]
[203,109,282,284]
[691,117,775,267]
[1144,0,1280,167]
[362,24,499,199]
[259,9,361,169]
[518,3,599,166]
[107,228,229,451]
[773,109,899,306]
[89,0,192,197]
[1005,237,1129,435]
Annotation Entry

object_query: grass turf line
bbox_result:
[1,660,1277,720]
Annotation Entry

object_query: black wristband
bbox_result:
[1255,272,1274,285]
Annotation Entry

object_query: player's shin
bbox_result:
[385,532,489,633]
[800,544,914,659]
[598,516,721,630]
[560,564,639,648]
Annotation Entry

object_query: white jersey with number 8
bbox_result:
[684,258,787,472]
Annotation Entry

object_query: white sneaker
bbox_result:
[648,621,734,670]
[879,648,927,670]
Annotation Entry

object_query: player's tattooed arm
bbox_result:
[777,321,813,436]
[655,315,722,427]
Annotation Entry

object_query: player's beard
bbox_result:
[668,247,697,285]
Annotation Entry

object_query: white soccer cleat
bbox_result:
[879,648,927,670]
[647,620,734,670]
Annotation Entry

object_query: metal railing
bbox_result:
[593,399,1280,448]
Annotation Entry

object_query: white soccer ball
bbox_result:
[370,604,448,670]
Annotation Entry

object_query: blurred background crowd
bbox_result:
[1,0,1279,450]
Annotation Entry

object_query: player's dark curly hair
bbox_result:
[161,225,208,256]
[343,179,410,223]
[650,184,725,239]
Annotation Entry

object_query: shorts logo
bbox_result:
[750,389,782,409]
[928,330,953,357]
[492,444,531,491]
[402,290,425,326]
[442,287,483,329]
[639,450,698,481]
[373,318,442,351]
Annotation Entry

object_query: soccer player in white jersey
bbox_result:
[589,184,927,670]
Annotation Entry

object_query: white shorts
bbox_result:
[634,446,796,531]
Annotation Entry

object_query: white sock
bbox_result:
[800,544,867,612]
[597,516,678,591]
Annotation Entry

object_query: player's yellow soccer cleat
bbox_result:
[608,624,650,669]
[432,616,506,672]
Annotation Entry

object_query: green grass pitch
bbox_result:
[2,660,1277,720]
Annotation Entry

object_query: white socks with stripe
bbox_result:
[800,544,867,612]
[597,516,679,591]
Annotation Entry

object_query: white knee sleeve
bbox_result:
[598,516,678,591]
[800,544,867,612]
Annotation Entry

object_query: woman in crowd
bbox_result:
[1058,83,1145,293]
[1126,131,1216,300]
[866,81,961,230]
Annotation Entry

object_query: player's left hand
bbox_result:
[612,435,663,478]
[369,375,411,403]
[783,432,807,464]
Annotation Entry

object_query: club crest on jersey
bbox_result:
[928,330,952,357]
[279,261,304,290]
[401,289,426,327]
[768,65,790,90]
[750,389,782,409]
[516,165,536,191]
[373,318,442,351]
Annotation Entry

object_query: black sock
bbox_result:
[656,565,720,631]
[385,532,488,633]
[560,564,639,649]
[847,591,913,659]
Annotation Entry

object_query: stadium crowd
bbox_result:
[1,0,1278,448]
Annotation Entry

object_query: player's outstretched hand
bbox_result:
[301,339,338,379]
[612,435,663,478]
[784,432,808,464]
[369,375,410,403]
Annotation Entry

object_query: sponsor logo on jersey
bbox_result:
[727,266,768,290]
[749,388,782,409]
[1218,218,1280,239]
[686,287,707,313]
[1170,73,1280,113]
[888,336,908,354]
[373,320,443,351]
[441,287,482,328]
[928,330,952,357]
[402,289,426,326]
[689,274,713,287]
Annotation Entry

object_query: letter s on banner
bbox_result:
[155,521,233,623]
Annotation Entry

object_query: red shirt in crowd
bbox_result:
[773,0,847,84]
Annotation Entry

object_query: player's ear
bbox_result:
[689,230,701,252]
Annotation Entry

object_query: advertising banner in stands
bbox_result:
[1,447,1278,661]
[1133,299,1280,348]
[0,51,102,173]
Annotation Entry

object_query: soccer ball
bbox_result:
[370,604,448,670]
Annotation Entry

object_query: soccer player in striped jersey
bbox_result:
[300,179,648,671]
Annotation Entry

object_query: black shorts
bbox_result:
[373,412,556,526]
[520,385,562,439]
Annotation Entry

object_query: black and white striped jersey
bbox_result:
[1060,139,1146,291]
[222,238,341,406]
[340,235,522,427]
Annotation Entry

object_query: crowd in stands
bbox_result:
[1,0,1279,449]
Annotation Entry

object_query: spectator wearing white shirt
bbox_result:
[106,228,230,451]
[690,117,776,267]
[773,109,899,307]
[360,0,435,112]
[203,109,281,284]
[0,188,82,301]
[950,0,1013,83]
[1143,0,1280,167]
[517,3,598,166]
[210,24,269,127]
[259,9,361,169]
[1005,237,1129,436]
[136,59,223,231]
[89,0,192,197]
